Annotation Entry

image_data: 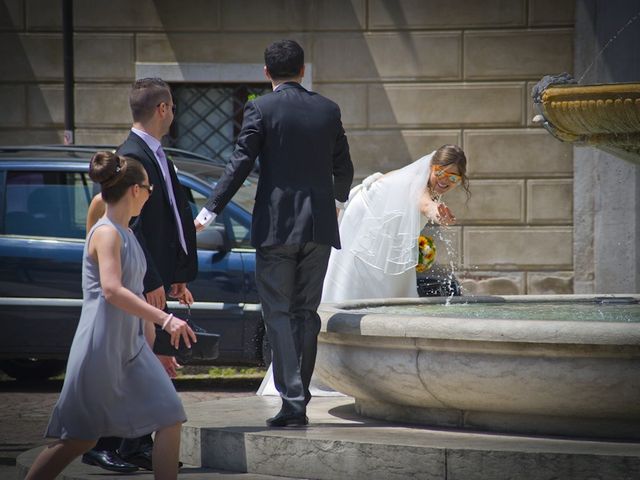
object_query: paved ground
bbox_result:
[0,373,261,479]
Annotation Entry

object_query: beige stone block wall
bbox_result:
[314,0,366,30]
[75,85,132,127]
[464,30,573,80]
[446,180,525,224]
[136,33,311,63]
[25,0,61,30]
[1,0,577,294]
[25,0,365,32]
[369,83,524,127]
[347,130,460,177]
[463,129,572,177]
[0,129,62,144]
[0,33,62,81]
[368,0,526,29]
[221,0,312,31]
[27,85,64,126]
[75,0,221,32]
[75,128,131,145]
[527,179,573,224]
[313,32,461,81]
[75,34,134,81]
[1,0,23,30]
[464,227,572,270]
[528,0,576,26]
[0,85,26,127]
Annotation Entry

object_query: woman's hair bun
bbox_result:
[89,151,127,186]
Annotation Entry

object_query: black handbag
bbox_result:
[153,305,220,362]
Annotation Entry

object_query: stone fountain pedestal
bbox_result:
[315,295,640,440]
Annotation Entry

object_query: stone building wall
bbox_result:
[0,0,576,294]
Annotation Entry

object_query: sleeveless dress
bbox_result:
[45,217,186,440]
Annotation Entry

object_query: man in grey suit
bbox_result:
[195,39,353,426]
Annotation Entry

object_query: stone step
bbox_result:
[16,446,294,479]
[182,396,640,480]
[17,395,640,480]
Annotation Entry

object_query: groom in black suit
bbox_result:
[195,39,353,426]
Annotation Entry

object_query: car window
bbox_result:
[227,215,251,247]
[4,171,94,239]
[182,185,252,249]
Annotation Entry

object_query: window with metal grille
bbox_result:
[168,83,271,163]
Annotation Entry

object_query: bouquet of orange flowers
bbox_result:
[416,235,436,272]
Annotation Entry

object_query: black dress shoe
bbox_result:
[119,448,153,471]
[81,449,138,473]
[266,411,309,427]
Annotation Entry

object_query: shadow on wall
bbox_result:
[0,1,61,144]
[149,0,428,178]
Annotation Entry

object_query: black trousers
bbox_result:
[256,242,331,415]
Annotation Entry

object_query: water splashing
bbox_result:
[578,9,640,83]
[426,224,461,305]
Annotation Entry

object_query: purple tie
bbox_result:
[156,146,188,254]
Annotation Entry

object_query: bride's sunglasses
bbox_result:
[433,165,462,184]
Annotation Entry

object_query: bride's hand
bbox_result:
[437,203,456,225]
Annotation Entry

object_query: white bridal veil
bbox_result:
[348,152,433,275]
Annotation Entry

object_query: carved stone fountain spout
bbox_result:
[534,82,640,165]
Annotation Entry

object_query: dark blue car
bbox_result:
[0,146,268,380]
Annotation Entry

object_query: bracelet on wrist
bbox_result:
[161,313,173,330]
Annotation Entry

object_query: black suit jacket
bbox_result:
[204,82,354,248]
[117,132,198,293]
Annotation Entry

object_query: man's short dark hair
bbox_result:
[264,40,304,80]
[129,78,171,123]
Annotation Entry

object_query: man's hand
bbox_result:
[145,286,166,309]
[195,208,216,231]
[169,283,194,305]
[156,355,181,378]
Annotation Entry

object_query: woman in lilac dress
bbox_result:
[26,152,196,480]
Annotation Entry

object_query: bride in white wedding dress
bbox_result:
[258,145,470,397]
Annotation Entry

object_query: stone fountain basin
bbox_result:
[315,294,640,439]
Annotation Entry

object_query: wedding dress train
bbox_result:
[258,153,436,398]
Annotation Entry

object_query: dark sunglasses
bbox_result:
[138,183,154,194]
